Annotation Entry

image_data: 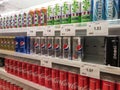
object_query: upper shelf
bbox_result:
[0,20,120,36]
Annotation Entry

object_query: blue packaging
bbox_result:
[25,36,30,54]
[15,36,20,52]
[19,36,26,53]
[92,0,105,21]
[105,0,120,20]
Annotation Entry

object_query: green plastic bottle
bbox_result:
[62,2,71,24]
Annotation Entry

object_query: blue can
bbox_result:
[15,36,20,52]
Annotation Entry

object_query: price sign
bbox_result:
[61,25,75,36]
[27,27,36,36]
[87,21,108,36]
[41,58,52,68]
[43,26,55,36]
[80,64,100,79]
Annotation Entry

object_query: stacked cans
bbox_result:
[0,78,23,90]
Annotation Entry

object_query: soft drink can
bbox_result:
[40,37,47,55]
[102,80,115,90]
[27,63,32,81]
[15,36,20,52]
[47,37,54,56]
[72,37,84,61]
[18,61,22,77]
[54,37,62,58]
[9,59,13,74]
[34,37,41,54]
[34,9,41,26]
[22,62,27,79]
[2,80,6,90]
[38,66,45,86]
[63,37,72,60]
[68,72,78,90]
[78,75,89,90]
[14,14,18,28]
[30,37,35,53]
[18,14,22,27]
[0,79,3,90]
[5,58,9,72]
[59,70,68,90]
[12,60,17,75]
[19,36,26,53]
[6,82,10,90]
[89,78,101,90]
[25,36,30,54]
[10,84,14,90]
[32,64,38,83]
[45,67,52,88]
[117,82,120,90]
[52,69,60,90]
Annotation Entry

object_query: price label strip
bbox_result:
[61,24,75,36]
[87,21,108,36]
[80,64,100,79]
[27,27,36,36]
[41,58,52,68]
[43,26,55,36]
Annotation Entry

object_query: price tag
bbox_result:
[61,24,75,36]
[27,27,36,36]
[43,26,55,36]
[41,58,52,68]
[87,21,108,36]
[80,64,100,79]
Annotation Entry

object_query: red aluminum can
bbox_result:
[18,87,23,90]
[59,70,68,90]
[78,75,89,90]
[6,82,10,90]
[27,63,32,81]
[16,61,19,76]
[102,80,115,90]
[0,79,3,90]
[9,59,13,74]
[5,58,9,72]
[68,72,78,90]
[14,85,19,90]
[22,62,27,79]
[2,80,6,90]
[45,67,52,88]
[10,84,14,90]
[89,78,100,90]
[12,60,17,75]
[52,69,60,90]
[32,64,38,83]
[38,66,45,86]
[117,83,120,90]
[18,61,22,77]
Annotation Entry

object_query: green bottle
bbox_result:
[81,0,92,22]
[54,4,62,25]
[47,6,54,25]
[62,2,71,24]
[71,0,81,23]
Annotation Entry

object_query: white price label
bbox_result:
[87,21,108,36]
[80,64,100,79]
[43,26,55,36]
[41,59,52,68]
[61,25,75,36]
[27,27,36,36]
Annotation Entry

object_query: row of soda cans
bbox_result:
[0,36,83,60]
[0,8,47,29]
[5,58,120,90]
[16,36,84,61]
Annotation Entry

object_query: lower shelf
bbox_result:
[0,68,51,90]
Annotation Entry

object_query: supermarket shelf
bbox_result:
[0,50,120,77]
[1,20,120,36]
[0,68,51,90]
